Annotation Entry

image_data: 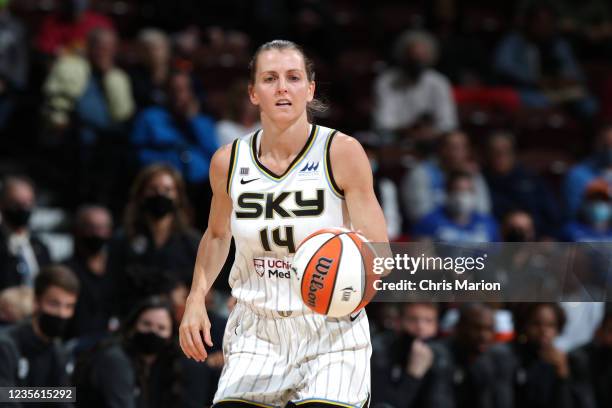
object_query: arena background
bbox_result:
[0,0,611,407]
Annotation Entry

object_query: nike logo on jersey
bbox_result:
[349,311,362,322]
[240,177,260,185]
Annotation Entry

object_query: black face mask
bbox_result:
[131,331,169,355]
[38,312,70,339]
[2,207,32,228]
[79,235,109,254]
[505,228,530,242]
[399,59,425,82]
[142,195,175,219]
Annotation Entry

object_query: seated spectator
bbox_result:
[570,304,612,408]
[42,27,134,140]
[131,70,218,186]
[0,176,51,289]
[73,295,219,408]
[432,303,514,408]
[0,285,33,327]
[0,0,28,130]
[108,164,200,317]
[63,205,117,343]
[216,79,260,146]
[564,124,612,217]
[561,179,612,242]
[493,2,597,116]
[402,130,491,223]
[35,0,113,57]
[412,171,499,243]
[483,131,560,237]
[371,303,439,408]
[0,265,79,405]
[373,30,457,137]
[130,29,172,110]
[360,133,403,240]
[509,303,574,408]
[501,210,537,242]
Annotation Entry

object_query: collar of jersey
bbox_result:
[249,124,319,181]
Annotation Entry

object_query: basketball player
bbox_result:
[179,40,389,407]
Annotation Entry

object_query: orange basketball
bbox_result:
[291,227,377,317]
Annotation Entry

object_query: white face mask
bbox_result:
[447,191,476,216]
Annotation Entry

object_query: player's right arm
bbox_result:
[179,143,234,362]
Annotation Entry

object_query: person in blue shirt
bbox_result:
[412,171,500,243]
[131,70,219,186]
[562,179,612,242]
[563,124,612,218]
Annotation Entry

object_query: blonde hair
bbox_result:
[0,286,34,323]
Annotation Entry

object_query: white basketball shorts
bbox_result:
[213,302,371,407]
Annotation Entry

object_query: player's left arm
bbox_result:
[330,133,389,244]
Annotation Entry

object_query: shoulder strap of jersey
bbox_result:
[226,139,240,196]
[324,129,345,199]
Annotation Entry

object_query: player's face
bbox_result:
[249,49,315,124]
[136,308,173,339]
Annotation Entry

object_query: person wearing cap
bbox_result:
[561,179,612,242]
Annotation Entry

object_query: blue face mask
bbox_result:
[586,201,611,225]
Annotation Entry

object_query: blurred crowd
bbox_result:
[0,0,612,407]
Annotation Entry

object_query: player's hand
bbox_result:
[406,339,434,379]
[179,293,213,362]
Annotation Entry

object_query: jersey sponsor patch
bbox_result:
[253,256,293,279]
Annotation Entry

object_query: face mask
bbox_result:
[142,194,175,219]
[505,227,530,242]
[2,207,32,228]
[447,192,476,217]
[586,201,611,225]
[38,312,70,339]
[80,235,109,254]
[132,331,169,355]
[399,58,425,81]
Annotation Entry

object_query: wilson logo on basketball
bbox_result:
[306,256,334,308]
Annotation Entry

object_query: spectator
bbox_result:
[63,205,117,343]
[35,0,113,57]
[509,303,573,408]
[493,2,597,116]
[0,0,28,130]
[570,304,612,408]
[0,286,33,327]
[360,133,403,241]
[412,171,499,243]
[0,265,79,407]
[433,303,514,408]
[215,79,260,146]
[42,27,134,139]
[483,131,560,237]
[561,179,612,242]
[371,303,439,408]
[130,29,172,110]
[42,27,134,206]
[402,130,491,223]
[0,176,51,289]
[374,30,457,137]
[73,295,217,408]
[563,124,612,217]
[131,70,218,186]
[108,164,200,317]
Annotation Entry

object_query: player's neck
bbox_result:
[259,114,311,161]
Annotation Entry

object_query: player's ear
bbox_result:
[307,80,315,103]
[248,83,259,106]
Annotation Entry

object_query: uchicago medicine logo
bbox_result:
[253,257,292,279]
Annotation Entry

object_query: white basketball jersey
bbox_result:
[226,124,348,315]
